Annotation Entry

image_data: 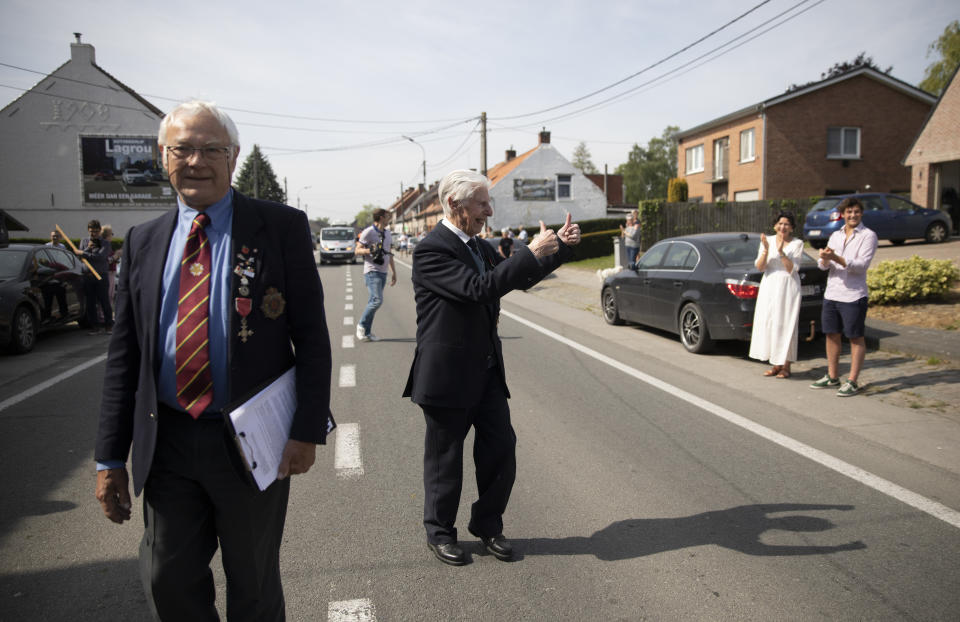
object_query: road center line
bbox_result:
[334,423,364,479]
[328,598,375,622]
[338,365,356,388]
[0,354,108,413]
[502,309,960,530]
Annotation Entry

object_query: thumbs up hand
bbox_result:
[557,212,581,246]
[528,220,559,258]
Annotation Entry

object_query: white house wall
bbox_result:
[487,145,607,231]
[0,44,169,237]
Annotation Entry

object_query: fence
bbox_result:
[640,199,816,250]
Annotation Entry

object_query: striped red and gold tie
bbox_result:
[175,213,213,417]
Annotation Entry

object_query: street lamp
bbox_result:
[297,185,312,214]
[402,135,427,216]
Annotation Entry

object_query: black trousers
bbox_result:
[140,407,289,622]
[421,368,516,544]
[83,275,112,328]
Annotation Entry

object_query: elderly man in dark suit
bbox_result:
[94,100,333,620]
[403,169,581,566]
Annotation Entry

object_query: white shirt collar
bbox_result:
[440,218,472,245]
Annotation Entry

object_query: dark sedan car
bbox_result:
[601,233,826,354]
[803,193,951,248]
[0,244,86,353]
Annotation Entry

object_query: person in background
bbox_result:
[47,230,66,249]
[355,208,396,342]
[498,228,514,258]
[620,211,641,266]
[749,212,803,378]
[811,197,878,397]
[77,219,112,335]
[100,224,119,305]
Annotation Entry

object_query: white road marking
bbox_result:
[345,295,353,301]
[346,288,353,294]
[502,309,960,530]
[342,335,354,349]
[328,598,375,622]
[334,423,364,479]
[338,364,356,388]
[343,316,354,326]
[345,303,353,311]
[0,354,107,413]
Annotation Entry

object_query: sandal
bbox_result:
[763,366,782,377]
[776,370,791,379]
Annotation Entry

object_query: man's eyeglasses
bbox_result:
[165,145,233,161]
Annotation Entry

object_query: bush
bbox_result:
[867,256,960,304]
[667,178,688,202]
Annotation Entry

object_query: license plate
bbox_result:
[801,284,819,296]
[808,230,821,237]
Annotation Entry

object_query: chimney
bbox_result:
[70,33,95,65]
[505,148,516,161]
[538,127,551,144]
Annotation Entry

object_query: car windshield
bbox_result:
[811,198,843,212]
[322,229,354,241]
[0,250,28,278]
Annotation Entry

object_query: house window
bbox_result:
[827,127,860,158]
[739,128,755,162]
[556,174,572,199]
[685,145,704,174]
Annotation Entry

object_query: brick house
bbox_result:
[675,67,936,202]
[903,64,960,232]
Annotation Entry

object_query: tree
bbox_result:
[919,20,960,96]
[571,141,598,174]
[354,204,378,229]
[786,52,891,92]
[615,126,680,203]
[233,144,286,203]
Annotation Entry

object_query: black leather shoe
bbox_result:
[470,530,514,561]
[427,542,467,566]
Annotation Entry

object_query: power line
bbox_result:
[488,0,776,121]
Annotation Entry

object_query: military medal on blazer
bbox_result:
[233,245,259,343]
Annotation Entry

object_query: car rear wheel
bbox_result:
[925,222,948,244]
[601,287,624,326]
[679,302,714,354]
[890,239,906,246]
[9,306,37,354]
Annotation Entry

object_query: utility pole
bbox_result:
[480,111,487,177]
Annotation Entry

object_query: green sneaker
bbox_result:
[809,374,840,389]
[836,379,862,397]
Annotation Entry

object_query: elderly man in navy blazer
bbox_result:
[404,169,582,566]
[94,100,333,620]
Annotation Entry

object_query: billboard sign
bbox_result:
[513,178,555,201]
[79,136,176,206]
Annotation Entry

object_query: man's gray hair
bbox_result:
[438,170,489,219]
[158,100,240,148]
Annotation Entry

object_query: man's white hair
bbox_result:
[438,170,489,219]
[158,100,240,148]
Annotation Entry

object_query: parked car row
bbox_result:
[0,244,87,353]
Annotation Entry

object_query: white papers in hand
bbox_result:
[228,367,296,491]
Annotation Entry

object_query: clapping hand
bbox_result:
[557,213,581,246]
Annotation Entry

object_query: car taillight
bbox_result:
[829,210,842,221]
[725,279,760,299]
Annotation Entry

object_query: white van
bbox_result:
[318,226,357,264]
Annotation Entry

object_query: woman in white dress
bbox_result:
[749,212,803,378]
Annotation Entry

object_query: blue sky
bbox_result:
[1,0,956,222]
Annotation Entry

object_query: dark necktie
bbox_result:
[467,237,485,274]
[175,212,213,418]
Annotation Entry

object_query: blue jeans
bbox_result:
[625,245,640,266]
[359,270,386,334]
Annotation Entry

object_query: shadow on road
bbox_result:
[501,503,865,561]
[0,558,151,620]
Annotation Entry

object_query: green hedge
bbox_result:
[867,256,959,305]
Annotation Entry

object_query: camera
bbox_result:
[372,245,385,265]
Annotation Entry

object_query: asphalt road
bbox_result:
[1,254,959,621]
